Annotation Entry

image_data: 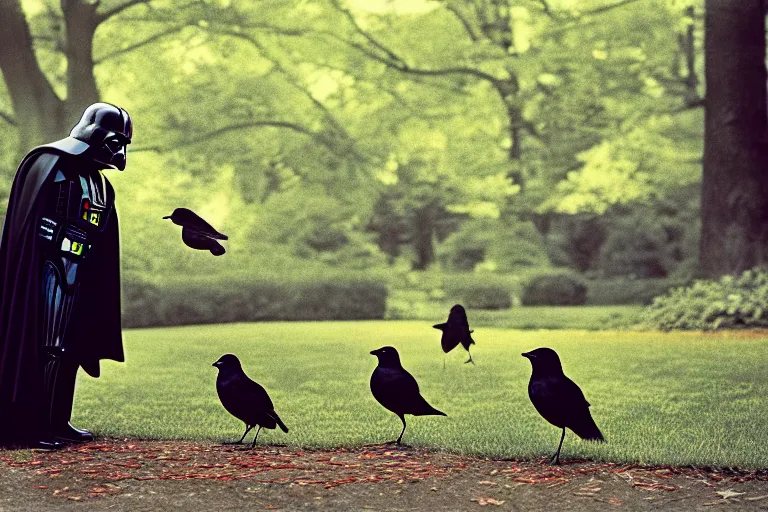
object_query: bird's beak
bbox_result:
[370,349,379,356]
[521,352,532,359]
[162,215,171,220]
[212,361,220,367]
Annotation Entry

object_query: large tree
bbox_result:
[699,0,768,277]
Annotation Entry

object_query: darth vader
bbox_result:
[0,103,130,448]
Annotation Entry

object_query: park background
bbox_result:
[1,0,768,467]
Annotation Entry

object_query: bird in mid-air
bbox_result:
[163,207,228,255]
[522,347,604,465]
[369,346,446,445]
[433,304,476,364]
[212,354,288,448]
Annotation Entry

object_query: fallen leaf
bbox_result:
[744,495,768,502]
[478,481,497,486]
[716,490,745,500]
[472,497,505,506]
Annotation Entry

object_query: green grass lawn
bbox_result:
[73,321,768,468]
[386,293,643,330]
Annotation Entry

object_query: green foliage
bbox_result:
[642,269,768,331]
[438,217,549,272]
[74,322,768,467]
[586,278,688,305]
[522,273,588,306]
[123,272,387,327]
[442,275,512,310]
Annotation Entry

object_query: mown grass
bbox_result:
[73,321,768,468]
[387,294,642,330]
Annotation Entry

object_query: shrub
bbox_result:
[122,272,388,327]
[642,269,768,331]
[586,278,689,305]
[522,273,588,306]
[443,273,517,309]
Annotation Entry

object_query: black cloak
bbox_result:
[0,138,124,445]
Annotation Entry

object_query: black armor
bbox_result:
[0,103,129,448]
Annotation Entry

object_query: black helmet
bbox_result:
[70,103,132,170]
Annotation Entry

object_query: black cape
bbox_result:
[0,138,124,445]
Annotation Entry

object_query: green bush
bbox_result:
[442,273,517,309]
[522,274,588,306]
[642,269,768,331]
[122,272,388,327]
[586,278,689,305]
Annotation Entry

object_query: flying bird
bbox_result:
[369,346,446,445]
[163,207,228,256]
[522,347,604,465]
[433,304,476,364]
[212,354,288,448]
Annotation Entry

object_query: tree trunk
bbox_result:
[412,206,435,270]
[62,0,101,125]
[0,0,102,157]
[699,0,768,277]
[0,0,65,152]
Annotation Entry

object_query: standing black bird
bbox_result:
[369,346,446,445]
[522,347,604,465]
[163,207,228,256]
[433,304,476,364]
[212,354,288,448]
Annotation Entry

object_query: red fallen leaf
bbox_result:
[79,470,99,474]
[511,477,538,484]
[608,498,623,506]
[36,485,49,489]
[27,461,43,466]
[265,506,280,510]
[90,488,109,493]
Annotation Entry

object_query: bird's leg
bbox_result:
[225,424,253,445]
[249,426,263,449]
[396,415,407,445]
[550,428,566,465]
[464,348,475,365]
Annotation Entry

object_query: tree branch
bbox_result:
[329,0,406,66]
[579,0,645,17]
[0,109,17,126]
[94,25,186,63]
[442,3,481,42]
[97,0,151,23]
[325,1,499,83]
[130,120,331,153]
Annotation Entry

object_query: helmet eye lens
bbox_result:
[105,138,124,153]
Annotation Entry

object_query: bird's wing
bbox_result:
[181,230,226,255]
[371,367,441,416]
[440,330,461,353]
[218,374,275,424]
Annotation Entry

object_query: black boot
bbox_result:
[49,359,93,443]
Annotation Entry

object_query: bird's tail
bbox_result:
[209,241,226,256]
[268,411,289,433]
[416,402,447,417]
[571,414,604,442]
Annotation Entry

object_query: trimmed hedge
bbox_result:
[522,274,587,306]
[586,278,689,305]
[122,273,388,328]
[642,269,768,331]
[442,273,515,310]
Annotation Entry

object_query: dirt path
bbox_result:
[2,440,768,511]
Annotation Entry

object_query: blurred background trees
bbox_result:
[1,0,762,318]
